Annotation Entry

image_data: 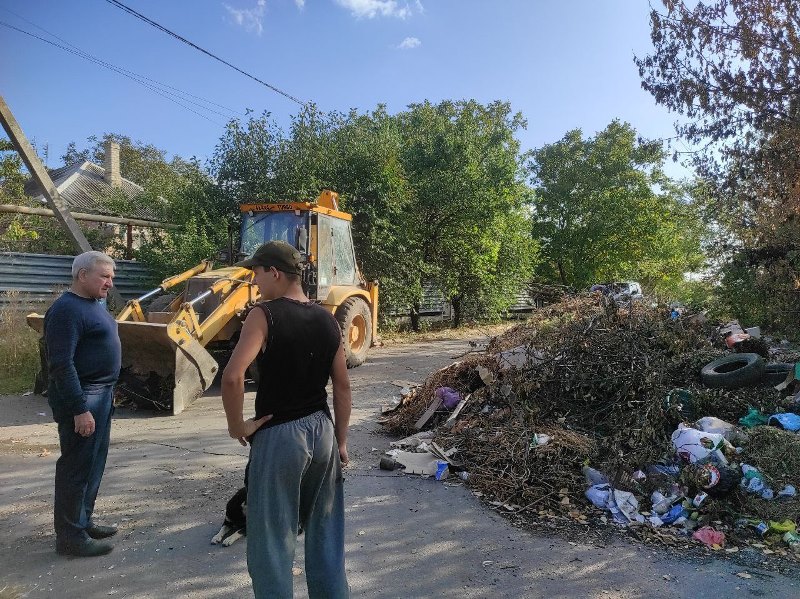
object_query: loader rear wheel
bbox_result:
[336,297,372,368]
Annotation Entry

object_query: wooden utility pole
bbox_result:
[0,94,125,307]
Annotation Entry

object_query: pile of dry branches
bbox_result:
[383,295,796,528]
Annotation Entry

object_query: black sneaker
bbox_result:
[87,523,118,539]
[56,538,113,557]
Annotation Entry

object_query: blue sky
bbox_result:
[0,0,691,178]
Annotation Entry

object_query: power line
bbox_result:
[0,5,242,118]
[103,0,307,107]
[0,19,230,127]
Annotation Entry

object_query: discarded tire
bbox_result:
[762,363,794,387]
[700,353,765,389]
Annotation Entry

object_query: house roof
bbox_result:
[24,161,162,222]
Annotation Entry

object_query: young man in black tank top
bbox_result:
[222,241,351,599]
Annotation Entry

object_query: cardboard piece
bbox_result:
[414,396,443,430]
[393,450,440,476]
[390,430,435,449]
[444,393,472,427]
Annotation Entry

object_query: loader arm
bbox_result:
[117,260,214,323]
[166,268,256,346]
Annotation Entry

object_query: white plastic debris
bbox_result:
[671,423,729,464]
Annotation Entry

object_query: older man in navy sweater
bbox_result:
[44,251,121,557]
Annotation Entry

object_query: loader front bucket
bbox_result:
[116,321,219,414]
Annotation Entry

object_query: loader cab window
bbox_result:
[316,214,358,292]
[240,211,307,257]
[330,217,358,285]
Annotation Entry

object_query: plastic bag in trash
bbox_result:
[435,387,462,410]
[585,483,644,525]
[768,412,800,432]
[651,490,680,515]
[778,485,797,498]
[741,464,775,500]
[671,424,731,465]
[768,520,797,534]
[694,416,749,445]
[582,465,610,486]
[692,526,726,548]
[663,388,697,420]
[739,407,769,429]
[660,504,689,525]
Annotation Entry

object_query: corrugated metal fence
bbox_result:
[0,252,152,309]
[0,251,562,316]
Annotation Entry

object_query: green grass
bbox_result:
[0,292,41,395]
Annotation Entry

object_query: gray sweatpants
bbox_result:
[247,410,349,599]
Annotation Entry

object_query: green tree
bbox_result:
[133,162,226,281]
[0,138,25,201]
[398,100,538,326]
[210,111,288,213]
[329,107,417,322]
[0,138,38,249]
[635,0,800,331]
[528,120,704,291]
[210,106,419,321]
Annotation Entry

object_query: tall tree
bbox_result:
[210,106,420,320]
[528,120,704,290]
[398,100,538,326]
[329,107,418,321]
[210,111,287,212]
[635,0,800,330]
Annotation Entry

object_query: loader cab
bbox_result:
[239,194,362,302]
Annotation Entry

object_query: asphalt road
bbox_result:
[0,338,798,598]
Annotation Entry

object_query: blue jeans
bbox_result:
[54,384,114,543]
[247,410,349,599]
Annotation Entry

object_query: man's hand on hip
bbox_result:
[74,411,95,437]
[228,415,272,446]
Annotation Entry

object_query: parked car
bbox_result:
[591,281,643,301]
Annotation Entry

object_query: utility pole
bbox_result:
[0,94,125,307]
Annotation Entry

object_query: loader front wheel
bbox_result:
[336,297,372,368]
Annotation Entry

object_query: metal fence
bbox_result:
[1,251,563,317]
[385,283,558,321]
[0,252,152,310]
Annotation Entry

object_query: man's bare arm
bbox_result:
[330,344,352,465]
[221,308,271,445]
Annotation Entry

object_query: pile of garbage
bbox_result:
[379,295,800,557]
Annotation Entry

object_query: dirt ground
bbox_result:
[1,337,798,599]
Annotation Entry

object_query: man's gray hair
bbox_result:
[71,251,115,279]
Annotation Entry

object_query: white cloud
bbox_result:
[398,36,421,49]
[224,0,267,35]
[335,0,420,20]
[295,0,305,8]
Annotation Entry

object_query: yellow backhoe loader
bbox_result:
[27,190,378,414]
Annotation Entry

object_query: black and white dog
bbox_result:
[210,486,247,547]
